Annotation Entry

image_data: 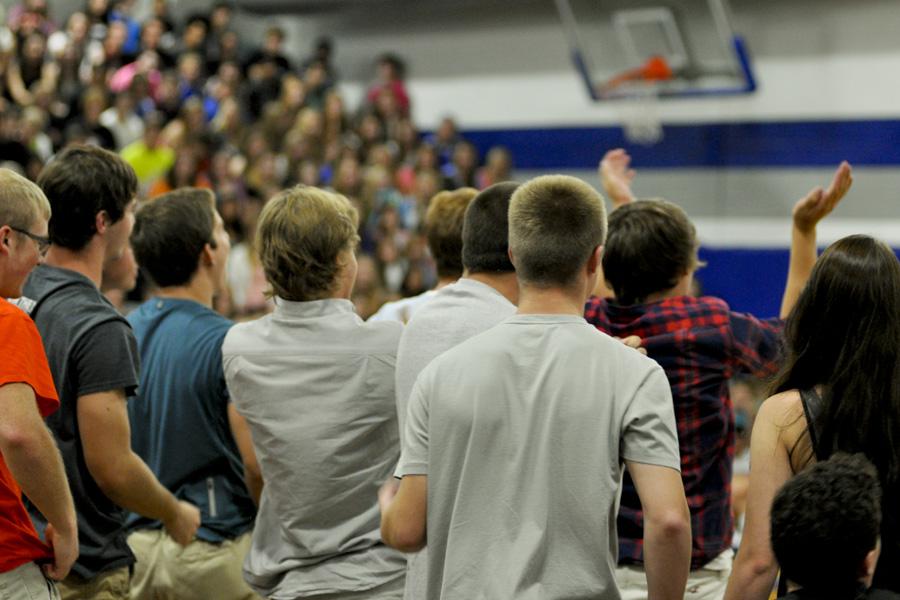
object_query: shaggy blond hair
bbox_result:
[508,175,606,287]
[0,168,51,229]
[257,186,359,301]
[424,187,477,278]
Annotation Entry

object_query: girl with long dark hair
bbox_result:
[725,234,900,598]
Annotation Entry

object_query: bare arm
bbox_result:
[724,392,803,600]
[780,162,853,318]
[6,60,33,107]
[627,461,691,600]
[599,148,637,210]
[78,389,200,545]
[380,475,427,553]
[227,403,262,506]
[0,383,78,580]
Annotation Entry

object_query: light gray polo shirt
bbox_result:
[397,314,680,600]
[394,277,516,599]
[223,298,406,599]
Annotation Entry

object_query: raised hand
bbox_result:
[792,161,853,233]
[599,148,637,209]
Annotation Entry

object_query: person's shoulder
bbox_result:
[0,298,38,334]
[868,590,900,600]
[660,294,731,315]
[222,315,268,356]
[757,389,804,429]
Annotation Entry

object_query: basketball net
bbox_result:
[599,55,671,146]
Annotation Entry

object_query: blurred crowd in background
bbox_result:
[0,0,516,319]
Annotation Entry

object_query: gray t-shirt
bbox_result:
[394,277,515,599]
[223,298,406,599]
[19,265,141,579]
[397,314,680,600]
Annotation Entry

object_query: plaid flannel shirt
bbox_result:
[584,295,782,569]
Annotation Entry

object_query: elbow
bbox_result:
[381,519,425,553]
[647,506,691,541]
[85,455,129,498]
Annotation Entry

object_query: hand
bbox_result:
[617,335,647,355]
[378,478,401,514]
[42,522,78,581]
[163,500,200,547]
[792,161,853,234]
[599,148,637,209]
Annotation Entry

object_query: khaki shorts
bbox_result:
[128,529,260,600]
[0,562,60,600]
[57,567,129,600]
[616,549,733,600]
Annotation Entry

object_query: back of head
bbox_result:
[131,188,216,288]
[508,175,606,288]
[462,181,518,274]
[0,168,51,231]
[771,453,881,595]
[774,234,900,485]
[257,185,359,302]
[602,199,699,305]
[423,187,477,280]
[38,145,138,251]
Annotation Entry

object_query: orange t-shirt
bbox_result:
[0,298,60,573]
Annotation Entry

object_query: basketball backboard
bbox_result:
[555,0,756,101]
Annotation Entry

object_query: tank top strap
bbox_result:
[799,388,827,461]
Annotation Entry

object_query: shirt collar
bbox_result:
[273,297,357,319]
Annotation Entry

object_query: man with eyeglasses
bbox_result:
[0,168,78,599]
[18,146,201,600]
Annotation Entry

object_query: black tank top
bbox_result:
[797,389,900,593]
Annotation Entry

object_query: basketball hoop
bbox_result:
[598,55,671,146]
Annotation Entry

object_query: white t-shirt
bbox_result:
[368,289,439,324]
[393,277,516,599]
[397,314,681,600]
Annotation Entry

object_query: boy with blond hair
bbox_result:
[0,169,77,598]
[224,186,406,599]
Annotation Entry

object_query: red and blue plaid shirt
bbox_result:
[584,295,782,569]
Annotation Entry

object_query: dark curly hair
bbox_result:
[771,453,881,596]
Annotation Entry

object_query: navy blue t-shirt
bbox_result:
[126,298,255,541]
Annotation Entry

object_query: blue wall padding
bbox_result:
[463,120,900,169]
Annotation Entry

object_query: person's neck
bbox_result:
[44,244,105,288]
[155,276,214,307]
[465,271,519,305]
[434,275,458,290]
[516,284,585,316]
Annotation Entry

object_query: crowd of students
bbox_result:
[0,0,511,319]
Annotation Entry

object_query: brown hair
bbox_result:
[602,199,700,305]
[131,188,217,287]
[257,186,359,301]
[508,175,606,288]
[423,187,477,279]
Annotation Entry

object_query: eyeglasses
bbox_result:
[10,227,51,257]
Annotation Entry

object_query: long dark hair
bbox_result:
[772,234,900,489]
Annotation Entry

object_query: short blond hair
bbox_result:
[0,168,51,229]
[424,187,477,278]
[258,186,360,301]
[508,175,606,287]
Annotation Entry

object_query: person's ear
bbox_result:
[0,225,12,255]
[586,245,603,276]
[860,540,881,587]
[507,247,516,268]
[95,210,109,235]
[200,243,215,267]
